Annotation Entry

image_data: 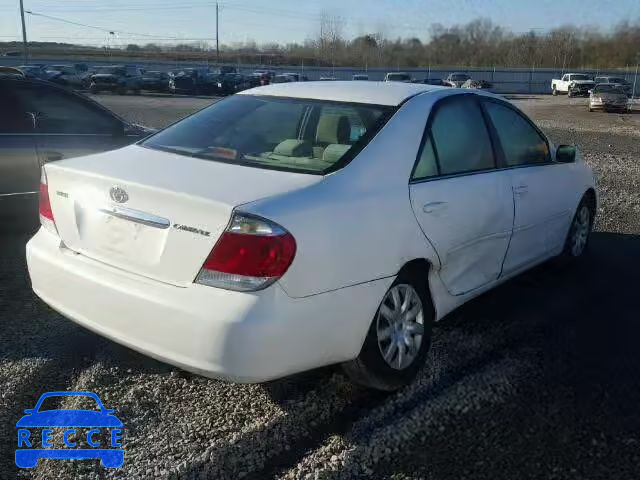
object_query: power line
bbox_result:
[24,10,216,40]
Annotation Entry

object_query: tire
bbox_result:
[589,108,593,112]
[552,87,557,96]
[559,195,595,262]
[568,90,573,98]
[342,270,434,391]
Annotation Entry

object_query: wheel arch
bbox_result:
[583,187,597,212]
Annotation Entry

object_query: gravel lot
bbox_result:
[1,93,639,480]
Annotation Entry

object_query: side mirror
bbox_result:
[556,145,576,163]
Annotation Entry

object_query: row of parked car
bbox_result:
[12,63,493,94]
[11,63,278,96]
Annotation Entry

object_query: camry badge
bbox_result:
[109,186,129,204]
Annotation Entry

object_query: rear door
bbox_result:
[12,83,132,165]
[481,98,575,274]
[409,94,514,296]
[0,87,41,225]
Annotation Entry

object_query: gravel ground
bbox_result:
[1,94,639,480]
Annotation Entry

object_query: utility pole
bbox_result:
[215,1,220,63]
[19,0,28,63]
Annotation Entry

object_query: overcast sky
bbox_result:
[1,0,638,47]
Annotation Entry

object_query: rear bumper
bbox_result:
[27,229,387,382]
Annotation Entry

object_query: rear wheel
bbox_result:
[342,272,434,391]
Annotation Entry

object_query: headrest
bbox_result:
[315,114,351,145]
[322,144,351,164]
[273,139,312,157]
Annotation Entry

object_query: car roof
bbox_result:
[240,81,444,106]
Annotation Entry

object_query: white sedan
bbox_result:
[27,82,597,390]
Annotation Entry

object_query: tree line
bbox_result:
[3,18,639,69]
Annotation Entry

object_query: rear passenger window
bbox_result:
[412,135,438,180]
[429,96,495,175]
[483,101,549,167]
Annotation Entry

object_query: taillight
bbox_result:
[38,168,57,234]
[195,212,296,291]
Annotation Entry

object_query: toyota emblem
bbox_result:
[109,186,129,204]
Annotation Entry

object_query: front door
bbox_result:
[481,98,574,274]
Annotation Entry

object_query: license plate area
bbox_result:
[76,206,168,266]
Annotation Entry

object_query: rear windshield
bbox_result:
[142,95,393,174]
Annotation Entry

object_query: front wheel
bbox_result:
[559,196,594,262]
[552,87,558,96]
[342,272,434,391]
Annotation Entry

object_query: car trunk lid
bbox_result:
[45,145,320,286]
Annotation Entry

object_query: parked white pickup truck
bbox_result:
[551,73,596,97]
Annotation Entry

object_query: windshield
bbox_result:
[571,74,591,81]
[143,95,392,174]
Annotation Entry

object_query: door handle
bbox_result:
[513,184,528,195]
[423,201,448,214]
[43,151,64,162]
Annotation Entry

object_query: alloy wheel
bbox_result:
[376,284,425,370]
[571,205,591,256]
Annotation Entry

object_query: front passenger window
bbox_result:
[483,101,549,167]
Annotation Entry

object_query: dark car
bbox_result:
[169,68,215,94]
[140,71,169,92]
[420,78,449,86]
[0,77,154,230]
[594,76,633,97]
[16,65,50,80]
[252,70,275,86]
[89,65,144,95]
[281,72,308,82]
[216,73,259,95]
[272,74,295,84]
